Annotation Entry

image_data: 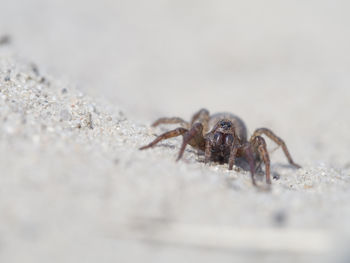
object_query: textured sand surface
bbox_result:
[1,1,350,262]
[1,46,350,263]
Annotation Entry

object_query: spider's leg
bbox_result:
[152,117,189,129]
[204,140,212,164]
[251,136,271,184]
[139,127,188,150]
[251,128,301,168]
[240,144,257,186]
[190,108,210,134]
[228,143,240,170]
[177,123,204,161]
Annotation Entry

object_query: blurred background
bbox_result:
[1,0,349,119]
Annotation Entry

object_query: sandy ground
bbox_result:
[1,1,350,262]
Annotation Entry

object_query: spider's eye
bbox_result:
[213,133,223,144]
[220,121,231,129]
[225,134,234,145]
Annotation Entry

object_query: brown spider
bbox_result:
[140,109,301,185]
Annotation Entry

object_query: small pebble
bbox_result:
[272,172,280,180]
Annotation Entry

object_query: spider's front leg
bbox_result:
[176,123,205,161]
[228,142,241,170]
[204,139,212,164]
[139,127,188,150]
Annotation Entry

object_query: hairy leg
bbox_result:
[151,117,189,129]
[251,136,271,184]
[252,128,301,168]
[239,144,257,186]
[177,123,204,161]
[228,144,240,170]
[204,140,211,164]
[139,127,188,150]
[190,108,210,134]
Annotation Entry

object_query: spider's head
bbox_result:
[218,120,232,131]
[211,120,235,148]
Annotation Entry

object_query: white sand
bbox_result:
[1,1,350,262]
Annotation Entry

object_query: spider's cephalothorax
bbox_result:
[206,120,237,163]
[140,109,301,186]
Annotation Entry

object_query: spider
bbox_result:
[140,109,301,185]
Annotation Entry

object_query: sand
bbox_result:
[1,1,350,262]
